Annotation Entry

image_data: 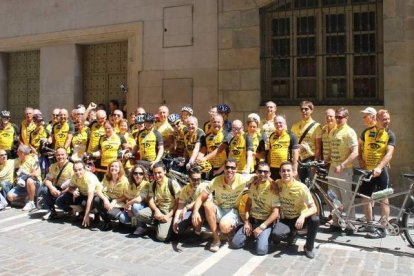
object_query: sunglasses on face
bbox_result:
[257,169,270,174]
[190,177,201,183]
[133,171,144,176]
[225,165,237,171]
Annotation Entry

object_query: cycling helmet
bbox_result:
[167,113,181,124]
[144,113,156,123]
[135,114,145,124]
[181,106,194,116]
[217,104,231,114]
[1,110,11,118]
[195,160,212,174]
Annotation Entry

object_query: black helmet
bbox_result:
[135,114,145,124]
[144,113,155,123]
[1,110,11,118]
[217,104,231,114]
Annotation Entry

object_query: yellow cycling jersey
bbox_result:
[124,180,150,200]
[20,120,36,145]
[149,177,181,214]
[248,131,265,171]
[120,132,136,169]
[360,126,396,170]
[184,128,204,158]
[155,120,173,141]
[0,124,18,151]
[248,180,280,220]
[29,127,48,152]
[205,173,254,209]
[101,175,129,199]
[86,121,105,153]
[291,119,321,160]
[260,119,275,149]
[46,161,74,187]
[52,121,74,152]
[98,133,126,168]
[330,123,358,168]
[173,125,186,157]
[203,121,212,135]
[137,128,163,162]
[268,130,298,168]
[227,134,253,172]
[204,130,228,169]
[321,124,336,161]
[276,178,314,219]
[70,171,100,196]
[71,127,90,160]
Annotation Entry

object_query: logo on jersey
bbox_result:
[368,143,380,150]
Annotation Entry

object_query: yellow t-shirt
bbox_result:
[155,120,174,141]
[149,177,181,214]
[137,128,163,162]
[227,134,253,173]
[98,134,126,168]
[205,174,254,209]
[321,124,336,161]
[101,175,129,199]
[52,121,74,152]
[15,155,41,182]
[330,123,358,168]
[0,124,18,150]
[248,180,280,220]
[178,181,210,204]
[71,127,90,160]
[184,129,204,158]
[29,127,48,152]
[20,120,36,145]
[291,119,321,160]
[276,179,314,219]
[124,180,150,200]
[46,161,74,187]
[0,159,15,183]
[70,171,100,196]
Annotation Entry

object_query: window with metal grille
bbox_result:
[260,0,383,105]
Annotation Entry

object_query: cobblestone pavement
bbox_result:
[0,208,413,276]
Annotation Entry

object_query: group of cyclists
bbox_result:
[0,99,395,259]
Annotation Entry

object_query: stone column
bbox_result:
[0,53,7,111]
[39,45,82,121]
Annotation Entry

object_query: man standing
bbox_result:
[327,107,358,232]
[361,107,377,128]
[135,162,181,241]
[257,115,299,180]
[155,105,174,153]
[41,147,74,220]
[260,101,277,149]
[50,109,74,153]
[55,161,99,228]
[272,161,318,259]
[192,158,254,252]
[230,162,279,255]
[291,101,322,182]
[320,109,336,165]
[358,110,395,238]
[20,107,36,146]
[0,110,19,158]
[86,109,107,154]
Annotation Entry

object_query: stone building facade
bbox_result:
[0,0,412,186]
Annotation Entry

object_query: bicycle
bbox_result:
[300,161,414,247]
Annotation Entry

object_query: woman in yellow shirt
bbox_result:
[94,160,129,231]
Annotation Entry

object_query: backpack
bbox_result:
[152,178,175,197]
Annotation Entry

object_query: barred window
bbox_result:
[260,0,383,105]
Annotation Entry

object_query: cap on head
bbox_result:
[360,107,377,116]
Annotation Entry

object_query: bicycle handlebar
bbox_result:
[297,160,326,168]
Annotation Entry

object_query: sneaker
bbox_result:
[22,201,36,212]
[358,224,375,233]
[366,228,387,239]
[209,241,221,253]
[43,210,57,220]
[304,245,315,259]
[133,226,147,236]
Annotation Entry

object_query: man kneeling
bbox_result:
[271,161,319,259]
[230,162,279,255]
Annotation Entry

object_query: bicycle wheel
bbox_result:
[402,209,414,247]
[311,191,324,222]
